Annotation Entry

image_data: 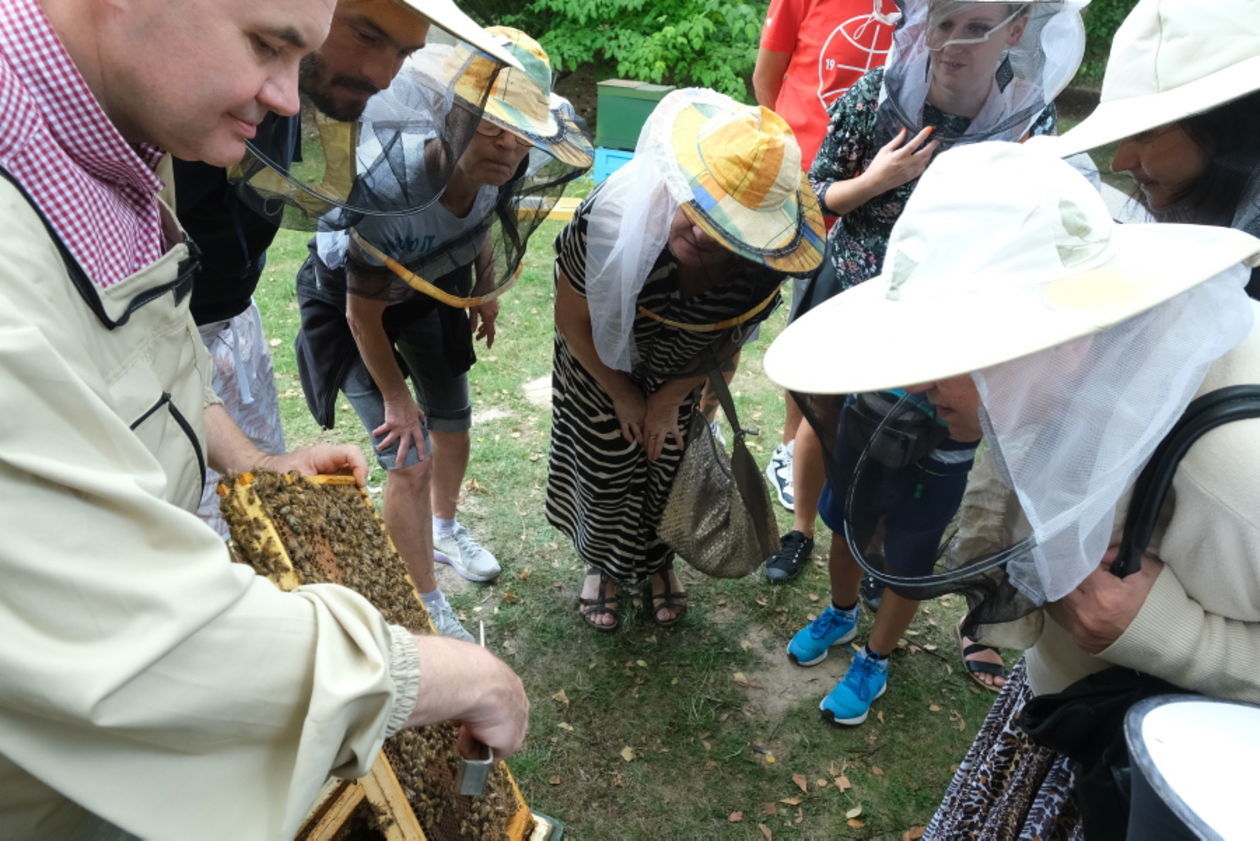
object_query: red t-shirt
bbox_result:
[761,0,897,168]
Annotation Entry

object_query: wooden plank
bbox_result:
[297,779,365,841]
[359,757,427,841]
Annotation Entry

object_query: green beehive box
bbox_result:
[595,79,676,151]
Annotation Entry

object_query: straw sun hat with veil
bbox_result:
[332,25,593,308]
[765,141,1260,634]
[585,87,824,372]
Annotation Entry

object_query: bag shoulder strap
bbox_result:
[1111,385,1260,577]
[704,368,776,550]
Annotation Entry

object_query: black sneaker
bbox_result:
[764,530,814,583]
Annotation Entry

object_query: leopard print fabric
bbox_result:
[924,658,1084,841]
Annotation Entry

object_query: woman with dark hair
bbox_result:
[1100,89,1260,298]
[1055,0,1260,300]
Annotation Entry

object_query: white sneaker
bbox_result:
[434,522,501,582]
[765,441,795,511]
[427,598,475,642]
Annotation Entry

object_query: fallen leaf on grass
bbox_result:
[847,819,866,829]
[758,824,773,840]
[762,803,777,816]
[551,690,569,707]
[846,806,863,819]
[733,672,764,689]
[816,778,829,788]
[929,703,943,712]
[547,775,562,785]
[728,811,743,823]
[903,827,927,840]
[620,746,636,762]
[501,592,520,604]
[557,722,574,732]
[791,774,808,793]
[872,766,884,776]
[877,710,886,724]
[807,593,819,602]
[516,568,532,581]
[779,797,802,806]
[834,775,852,792]
[636,659,648,668]
[740,638,753,651]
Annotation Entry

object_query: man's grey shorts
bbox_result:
[341,310,472,470]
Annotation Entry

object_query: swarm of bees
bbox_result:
[220,472,525,841]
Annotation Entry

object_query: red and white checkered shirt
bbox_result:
[0,0,166,289]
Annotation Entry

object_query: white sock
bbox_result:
[419,589,447,608]
[433,516,456,538]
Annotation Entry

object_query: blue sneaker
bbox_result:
[786,604,859,666]
[820,648,889,726]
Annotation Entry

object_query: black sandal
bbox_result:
[644,566,688,627]
[955,621,1006,692]
[578,567,621,632]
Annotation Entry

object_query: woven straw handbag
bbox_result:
[659,372,778,578]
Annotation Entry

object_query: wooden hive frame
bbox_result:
[219,472,560,841]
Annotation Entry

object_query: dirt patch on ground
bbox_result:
[703,596,856,732]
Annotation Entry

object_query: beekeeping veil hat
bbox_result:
[876,0,1087,149]
[584,87,825,372]
[230,0,524,228]
[1044,0,1260,250]
[320,26,592,308]
[766,141,1259,611]
[1053,0,1260,158]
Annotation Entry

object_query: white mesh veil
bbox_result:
[876,0,1087,147]
[582,158,678,372]
[975,266,1254,604]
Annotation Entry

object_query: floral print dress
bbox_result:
[808,67,1056,288]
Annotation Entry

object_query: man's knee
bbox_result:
[387,457,432,493]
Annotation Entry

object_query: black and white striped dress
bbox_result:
[546,193,780,583]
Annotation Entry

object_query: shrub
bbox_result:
[471,0,765,101]
[1079,0,1139,83]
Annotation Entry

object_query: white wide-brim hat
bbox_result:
[1052,0,1260,157]
[765,141,1260,395]
[398,0,523,70]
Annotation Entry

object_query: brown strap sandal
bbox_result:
[578,567,621,632]
[644,566,688,628]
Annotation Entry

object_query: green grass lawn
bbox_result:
[253,189,1001,840]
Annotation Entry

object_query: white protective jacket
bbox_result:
[0,175,420,841]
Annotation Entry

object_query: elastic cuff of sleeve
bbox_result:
[384,624,422,737]
[1101,566,1192,666]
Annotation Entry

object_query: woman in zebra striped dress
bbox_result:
[545,89,825,631]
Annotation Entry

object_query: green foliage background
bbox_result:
[467,0,1139,101]
[1079,0,1139,83]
